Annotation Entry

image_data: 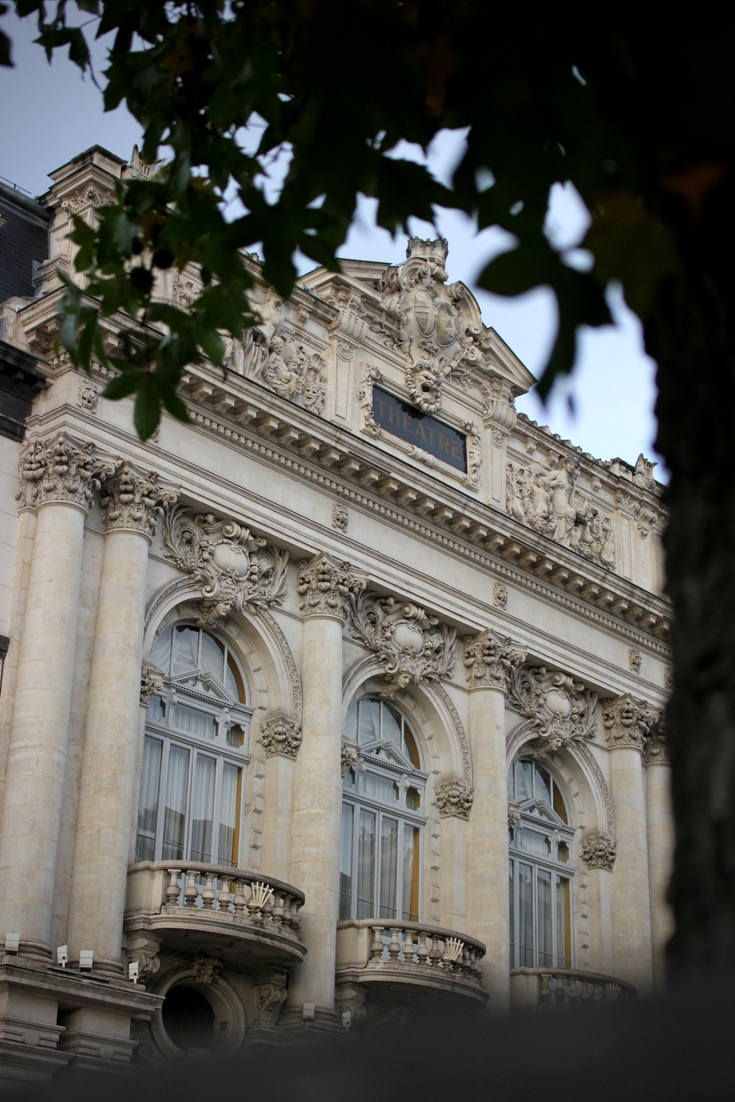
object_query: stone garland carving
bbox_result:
[100,463,178,538]
[482,377,518,438]
[435,773,474,820]
[243,324,327,414]
[507,666,599,757]
[140,658,164,707]
[581,830,617,871]
[297,552,366,621]
[16,432,117,512]
[348,592,457,690]
[643,713,669,765]
[462,629,527,694]
[358,365,382,438]
[259,710,303,760]
[506,455,616,569]
[602,694,660,752]
[162,506,288,626]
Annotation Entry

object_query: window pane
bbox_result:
[403,726,421,768]
[200,631,225,681]
[381,703,402,748]
[172,626,199,675]
[406,786,421,811]
[364,771,399,805]
[509,860,516,968]
[356,809,376,918]
[379,817,398,919]
[534,764,552,806]
[173,703,217,740]
[225,652,246,703]
[514,760,534,802]
[340,803,354,920]
[151,628,172,675]
[402,824,420,921]
[226,723,245,749]
[162,745,189,860]
[556,876,572,968]
[537,869,553,967]
[190,754,216,862]
[218,763,241,867]
[344,704,357,743]
[358,699,381,745]
[552,780,568,824]
[146,695,166,724]
[136,737,162,862]
[519,863,534,967]
[519,829,551,857]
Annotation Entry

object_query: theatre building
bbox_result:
[0,146,672,1080]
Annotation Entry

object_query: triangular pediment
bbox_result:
[517,797,566,828]
[360,738,413,771]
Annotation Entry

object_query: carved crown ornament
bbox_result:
[259,710,303,760]
[348,591,457,691]
[16,432,118,513]
[507,665,599,758]
[602,693,661,752]
[162,506,289,626]
[297,552,366,622]
[462,629,527,694]
[435,773,474,820]
[100,462,178,539]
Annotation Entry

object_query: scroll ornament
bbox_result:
[508,666,599,757]
[162,505,288,625]
[349,592,456,690]
[462,629,526,694]
[602,694,660,752]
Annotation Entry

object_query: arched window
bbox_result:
[508,758,574,969]
[135,625,252,868]
[340,697,426,923]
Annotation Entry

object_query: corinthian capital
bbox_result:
[643,713,669,765]
[16,432,117,513]
[462,628,526,693]
[100,462,178,539]
[297,552,366,622]
[602,693,660,751]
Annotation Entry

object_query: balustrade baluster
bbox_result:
[184,870,199,907]
[402,929,414,963]
[233,878,248,916]
[291,899,301,929]
[416,932,429,965]
[263,895,274,923]
[388,927,401,960]
[201,871,216,909]
[370,926,384,961]
[217,875,232,912]
[166,868,181,907]
[271,893,284,925]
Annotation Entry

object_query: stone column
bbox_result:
[285,553,364,1029]
[67,464,177,974]
[603,694,660,994]
[259,710,302,882]
[462,629,526,1012]
[0,433,112,956]
[644,717,674,993]
[436,774,473,932]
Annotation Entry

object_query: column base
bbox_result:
[58,1007,137,1068]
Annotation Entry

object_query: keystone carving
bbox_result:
[435,774,474,820]
[100,463,178,538]
[462,629,526,693]
[644,713,669,766]
[602,694,660,752]
[508,666,599,756]
[259,710,302,759]
[297,552,366,622]
[16,432,117,513]
[349,592,456,689]
[163,506,288,625]
[140,658,164,707]
[189,954,222,985]
[581,831,617,871]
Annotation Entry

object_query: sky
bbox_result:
[0,9,662,475]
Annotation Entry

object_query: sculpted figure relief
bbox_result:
[462,629,526,694]
[243,323,327,414]
[162,506,288,625]
[508,665,599,757]
[602,693,661,751]
[348,591,456,690]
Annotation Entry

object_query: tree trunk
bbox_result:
[645,171,735,976]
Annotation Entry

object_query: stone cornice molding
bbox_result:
[296,552,366,622]
[581,830,617,871]
[259,709,303,759]
[507,665,598,757]
[435,773,474,820]
[462,628,526,693]
[16,430,118,514]
[348,590,456,690]
[602,693,660,752]
[100,462,178,539]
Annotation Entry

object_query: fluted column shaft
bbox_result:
[645,736,674,993]
[68,466,175,973]
[463,629,526,1013]
[286,554,364,1025]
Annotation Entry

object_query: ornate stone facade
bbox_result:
[16,432,116,512]
[348,592,456,689]
[297,552,366,621]
[100,463,178,538]
[603,694,661,751]
[508,666,598,756]
[435,774,474,820]
[259,711,303,759]
[462,629,526,693]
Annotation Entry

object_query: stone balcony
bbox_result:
[335,920,487,1021]
[510,967,636,1010]
[124,861,306,970]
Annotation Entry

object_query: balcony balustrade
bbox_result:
[510,967,636,1010]
[124,861,306,969]
[336,919,488,1013]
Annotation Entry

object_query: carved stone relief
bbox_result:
[493,582,508,609]
[162,506,288,625]
[140,658,164,707]
[462,629,526,694]
[341,741,358,777]
[259,710,303,760]
[643,713,669,765]
[16,432,117,513]
[348,592,456,690]
[243,324,327,414]
[189,954,222,984]
[100,463,178,539]
[581,830,617,871]
[297,552,366,621]
[254,975,288,1027]
[629,648,642,674]
[435,773,474,820]
[127,947,160,983]
[76,381,99,411]
[508,666,599,757]
[602,694,660,752]
[332,503,349,532]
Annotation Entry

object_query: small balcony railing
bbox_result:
[124,861,306,967]
[510,967,636,1010]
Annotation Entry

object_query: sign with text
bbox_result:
[372,386,467,473]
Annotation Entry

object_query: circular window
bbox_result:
[161,986,215,1051]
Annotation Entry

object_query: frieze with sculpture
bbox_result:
[507,665,599,757]
[162,506,288,625]
[242,323,327,414]
[348,591,456,690]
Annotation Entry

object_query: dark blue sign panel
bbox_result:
[372,386,467,473]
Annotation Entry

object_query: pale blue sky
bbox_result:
[0,8,662,475]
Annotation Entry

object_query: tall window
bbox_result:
[508,758,574,970]
[340,697,426,923]
[135,625,252,868]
